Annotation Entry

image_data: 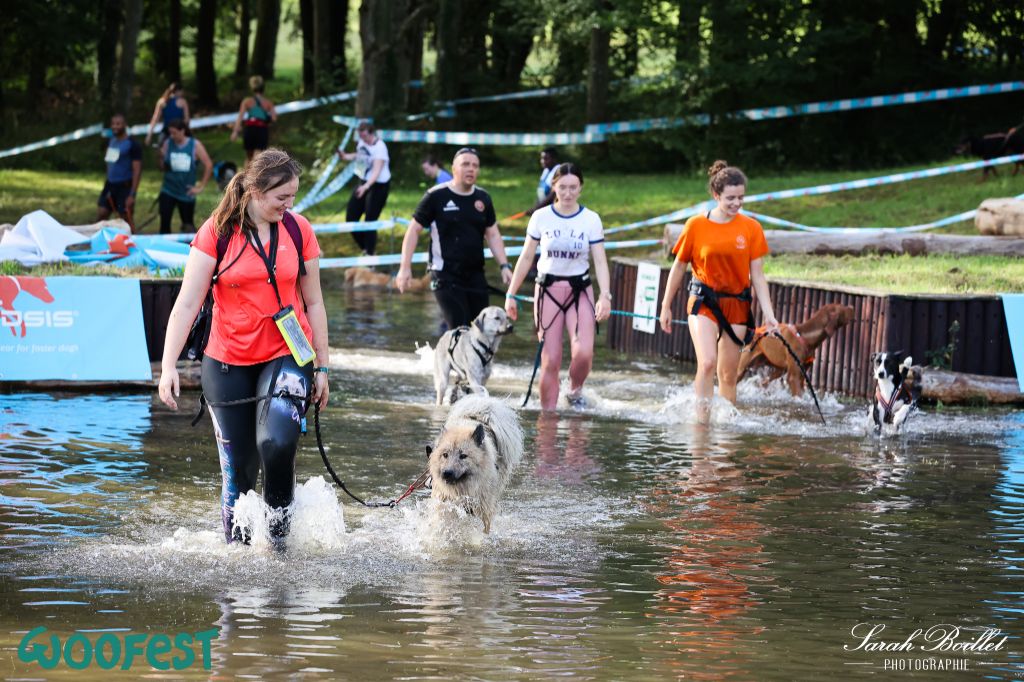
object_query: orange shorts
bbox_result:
[686,295,751,326]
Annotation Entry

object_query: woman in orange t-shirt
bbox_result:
[659,161,778,423]
[158,149,330,546]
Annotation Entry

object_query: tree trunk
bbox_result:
[489,3,536,91]
[252,0,281,79]
[300,0,315,94]
[195,0,219,107]
[674,0,702,70]
[356,0,410,124]
[586,5,611,123]
[329,0,349,87]
[168,0,181,83]
[96,0,122,104]
[313,0,333,94]
[26,46,47,100]
[235,0,252,80]
[434,0,461,101]
[113,0,144,115]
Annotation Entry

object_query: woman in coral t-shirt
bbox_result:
[659,161,778,423]
[158,149,330,546]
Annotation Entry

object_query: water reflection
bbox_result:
[533,412,601,483]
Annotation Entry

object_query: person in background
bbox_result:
[158,149,329,547]
[157,119,213,234]
[145,82,190,147]
[421,154,453,185]
[338,121,391,256]
[231,75,277,163]
[537,147,559,203]
[96,113,142,232]
[395,147,514,329]
[658,160,779,424]
[504,163,611,410]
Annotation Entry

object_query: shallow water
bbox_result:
[2,275,1024,680]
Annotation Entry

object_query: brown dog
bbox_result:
[343,267,432,292]
[737,303,854,396]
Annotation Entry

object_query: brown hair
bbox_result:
[357,121,375,134]
[211,148,302,237]
[550,162,584,186]
[707,160,747,196]
[249,75,265,93]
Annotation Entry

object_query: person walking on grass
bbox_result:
[157,119,213,234]
[145,82,190,147]
[659,160,778,424]
[504,163,611,411]
[338,121,391,256]
[96,113,142,232]
[231,75,277,163]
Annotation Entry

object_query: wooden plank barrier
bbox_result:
[608,258,1016,398]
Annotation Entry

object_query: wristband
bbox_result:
[499,263,512,270]
[314,366,329,374]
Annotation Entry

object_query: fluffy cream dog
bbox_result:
[426,396,523,533]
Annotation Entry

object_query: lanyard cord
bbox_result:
[248,223,285,309]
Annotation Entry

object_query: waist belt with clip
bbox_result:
[688,276,754,346]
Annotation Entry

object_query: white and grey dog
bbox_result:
[426,395,524,533]
[433,306,513,405]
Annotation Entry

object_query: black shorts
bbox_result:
[97,180,133,215]
[243,125,270,152]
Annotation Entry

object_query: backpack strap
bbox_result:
[281,211,306,276]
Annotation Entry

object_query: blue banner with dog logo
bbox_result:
[1002,294,1024,393]
[0,276,151,381]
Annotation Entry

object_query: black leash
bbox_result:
[313,403,429,508]
[521,338,545,407]
[764,330,826,425]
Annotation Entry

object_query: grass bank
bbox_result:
[3,159,1023,294]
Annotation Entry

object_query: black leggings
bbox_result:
[345,181,390,255]
[158,192,196,234]
[432,270,490,330]
[201,354,313,543]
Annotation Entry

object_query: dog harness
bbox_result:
[875,365,914,424]
[688,276,754,346]
[446,321,497,385]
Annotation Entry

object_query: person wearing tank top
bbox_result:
[158,119,213,233]
[145,83,191,146]
[231,75,278,162]
[504,163,612,411]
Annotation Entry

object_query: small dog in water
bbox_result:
[426,396,524,533]
[869,352,923,435]
[434,306,513,405]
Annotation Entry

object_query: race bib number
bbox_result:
[104,146,120,163]
[169,151,191,172]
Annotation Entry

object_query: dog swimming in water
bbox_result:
[869,352,923,436]
[426,396,523,533]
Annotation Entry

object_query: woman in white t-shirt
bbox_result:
[339,121,391,255]
[505,163,611,410]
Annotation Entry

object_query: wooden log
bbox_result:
[921,368,1023,404]
[762,230,1024,256]
[976,198,1024,236]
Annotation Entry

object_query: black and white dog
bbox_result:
[869,352,923,435]
[434,306,514,405]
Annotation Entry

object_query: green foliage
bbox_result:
[925,320,961,370]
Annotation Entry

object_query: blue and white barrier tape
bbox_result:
[0,89,359,158]
[312,219,396,234]
[294,126,355,211]
[0,124,105,160]
[318,237,661,269]
[604,153,1024,236]
[586,80,1024,135]
[333,116,606,145]
[293,162,357,212]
